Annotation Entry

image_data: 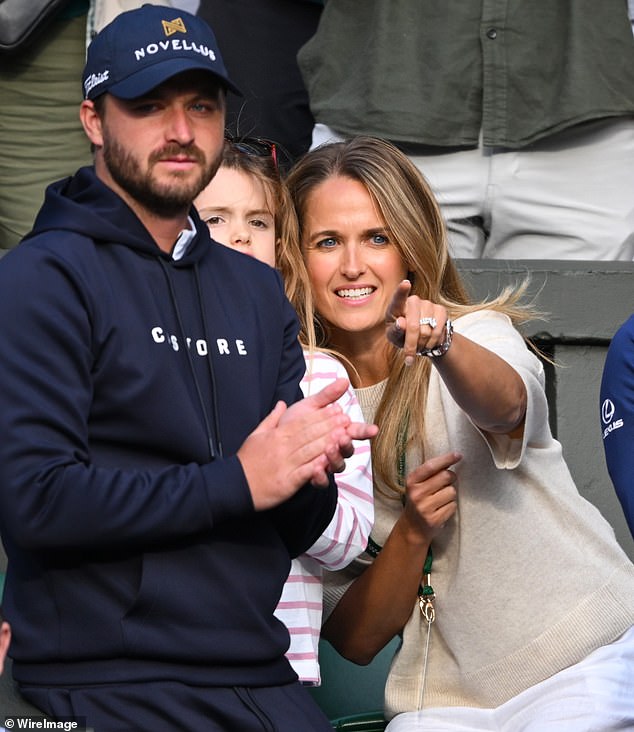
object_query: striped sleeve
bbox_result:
[300,350,374,569]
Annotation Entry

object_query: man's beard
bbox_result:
[102,138,221,218]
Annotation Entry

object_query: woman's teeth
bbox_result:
[337,287,373,299]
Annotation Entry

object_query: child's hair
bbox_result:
[220,139,319,354]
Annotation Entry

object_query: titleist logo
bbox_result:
[84,70,110,95]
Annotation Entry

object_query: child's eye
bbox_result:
[204,215,224,226]
[250,219,270,229]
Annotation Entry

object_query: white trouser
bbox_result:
[384,626,634,732]
[311,119,634,261]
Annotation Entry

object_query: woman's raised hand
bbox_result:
[386,280,450,365]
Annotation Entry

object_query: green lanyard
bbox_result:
[364,421,436,709]
[366,535,434,623]
[365,424,436,708]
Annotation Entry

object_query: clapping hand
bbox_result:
[238,378,378,510]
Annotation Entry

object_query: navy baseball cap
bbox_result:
[82,3,241,101]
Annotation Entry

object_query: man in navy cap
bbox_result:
[0,5,375,730]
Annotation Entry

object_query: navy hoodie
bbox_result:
[0,167,337,687]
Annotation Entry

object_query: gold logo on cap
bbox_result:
[162,17,187,36]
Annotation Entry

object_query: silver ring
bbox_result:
[419,317,437,328]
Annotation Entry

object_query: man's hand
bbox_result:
[238,378,378,510]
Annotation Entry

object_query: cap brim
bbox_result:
[108,58,242,99]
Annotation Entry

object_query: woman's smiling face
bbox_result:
[301,175,408,353]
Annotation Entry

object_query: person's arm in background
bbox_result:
[600,314,634,538]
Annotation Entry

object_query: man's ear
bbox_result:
[80,99,104,148]
[0,621,11,675]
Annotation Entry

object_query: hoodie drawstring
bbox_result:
[194,263,223,457]
[158,258,221,461]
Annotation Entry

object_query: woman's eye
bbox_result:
[371,233,388,245]
[316,237,338,249]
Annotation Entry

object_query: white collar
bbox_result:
[172,216,197,260]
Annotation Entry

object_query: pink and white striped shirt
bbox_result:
[274,351,374,684]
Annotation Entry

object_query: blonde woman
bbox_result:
[283,136,634,730]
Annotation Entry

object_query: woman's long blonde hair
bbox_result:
[283,137,534,496]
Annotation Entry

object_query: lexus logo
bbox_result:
[602,398,615,425]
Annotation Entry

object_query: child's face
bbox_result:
[195,166,277,267]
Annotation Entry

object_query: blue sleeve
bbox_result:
[600,314,634,537]
[269,475,338,559]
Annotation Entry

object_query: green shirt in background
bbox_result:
[298,0,634,148]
